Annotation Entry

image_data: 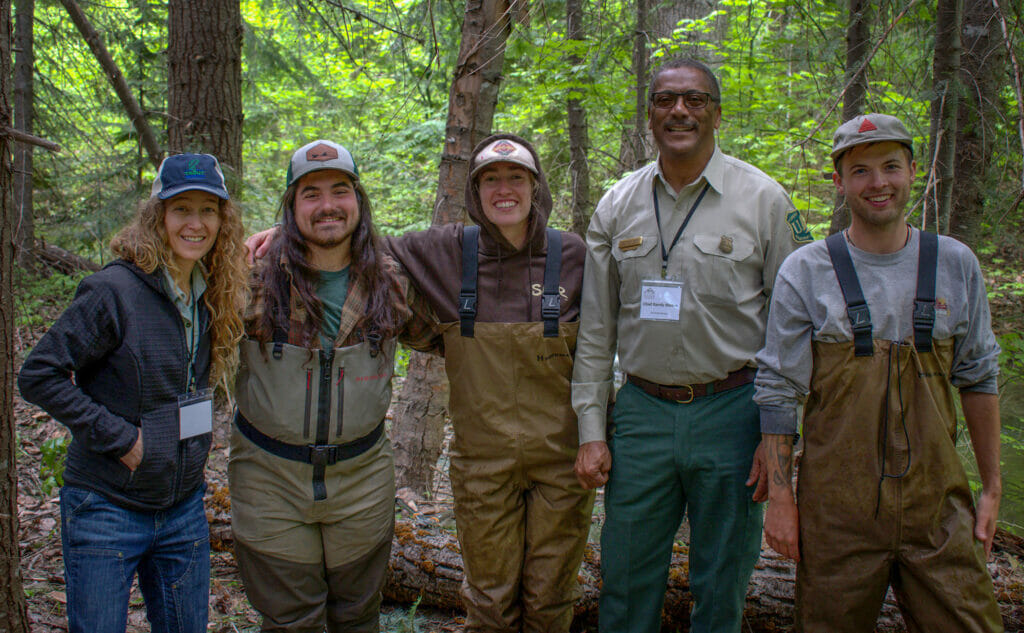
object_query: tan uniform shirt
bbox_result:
[572,147,809,444]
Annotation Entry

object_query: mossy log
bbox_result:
[385,520,1024,632]
[210,508,1024,632]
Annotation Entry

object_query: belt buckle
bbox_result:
[308,444,338,466]
[675,384,694,404]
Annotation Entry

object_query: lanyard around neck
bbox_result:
[185,284,200,392]
[652,180,711,279]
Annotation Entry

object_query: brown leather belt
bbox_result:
[626,367,756,404]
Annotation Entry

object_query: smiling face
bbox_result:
[293,169,361,256]
[834,141,915,231]
[648,66,721,169]
[476,162,534,248]
[163,190,222,272]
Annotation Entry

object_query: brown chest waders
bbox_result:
[444,226,594,633]
[795,231,1001,633]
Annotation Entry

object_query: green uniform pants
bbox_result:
[599,382,763,633]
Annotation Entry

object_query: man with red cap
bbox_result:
[755,113,1003,632]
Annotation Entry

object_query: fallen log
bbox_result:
[207,493,1024,632]
[386,519,1024,632]
[31,242,100,275]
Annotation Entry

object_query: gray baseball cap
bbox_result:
[470,138,538,179]
[286,139,359,188]
[831,113,914,161]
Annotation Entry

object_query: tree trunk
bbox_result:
[167,0,244,187]
[0,0,31,628]
[391,358,449,492]
[12,0,33,266]
[925,0,963,235]
[829,0,872,236]
[391,0,516,494]
[566,0,590,238]
[618,0,719,174]
[58,0,162,168]
[431,0,516,225]
[619,0,650,172]
[949,0,1003,247]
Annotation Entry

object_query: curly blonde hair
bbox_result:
[110,195,248,394]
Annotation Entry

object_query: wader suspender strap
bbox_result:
[826,232,874,357]
[458,226,564,338]
[459,226,480,337]
[542,228,562,338]
[271,305,288,359]
[913,231,938,353]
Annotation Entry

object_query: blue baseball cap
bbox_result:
[151,153,230,200]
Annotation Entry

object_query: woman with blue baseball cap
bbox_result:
[19,153,248,633]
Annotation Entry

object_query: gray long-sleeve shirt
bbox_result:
[754,227,1000,436]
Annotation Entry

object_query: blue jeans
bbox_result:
[60,485,210,633]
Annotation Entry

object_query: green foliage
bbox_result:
[999,332,1024,385]
[394,344,412,378]
[39,436,70,496]
[14,268,87,331]
[380,596,423,633]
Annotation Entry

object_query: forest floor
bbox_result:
[10,250,1024,632]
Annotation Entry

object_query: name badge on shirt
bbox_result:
[178,388,213,440]
[640,279,683,321]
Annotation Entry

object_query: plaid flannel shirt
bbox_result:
[245,253,439,352]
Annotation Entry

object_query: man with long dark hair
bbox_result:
[229,140,434,632]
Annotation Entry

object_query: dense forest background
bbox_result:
[16,0,1024,250]
[3,0,1024,630]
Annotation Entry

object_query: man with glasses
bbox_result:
[571,57,811,632]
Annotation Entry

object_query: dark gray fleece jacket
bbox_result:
[18,260,212,512]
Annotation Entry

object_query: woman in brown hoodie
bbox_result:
[249,134,593,632]
[386,134,594,632]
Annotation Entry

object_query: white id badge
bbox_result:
[178,388,214,440]
[640,279,683,321]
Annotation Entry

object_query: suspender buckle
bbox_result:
[307,444,339,467]
[847,303,871,331]
[541,293,560,320]
[458,291,477,318]
[913,299,935,328]
[913,299,936,352]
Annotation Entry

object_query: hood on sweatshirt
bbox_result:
[465,133,554,256]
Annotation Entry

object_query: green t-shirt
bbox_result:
[317,267,350,349]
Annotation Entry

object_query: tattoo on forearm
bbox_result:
[766,435,794,492]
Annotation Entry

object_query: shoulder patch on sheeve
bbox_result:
[786,210,814,243]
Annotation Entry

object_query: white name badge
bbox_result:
[178,388,214,440]
[640,279,683,321]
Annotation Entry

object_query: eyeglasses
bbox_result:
[649,90,719,110]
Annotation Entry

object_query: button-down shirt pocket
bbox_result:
[611,234,659,293]
[690,233,755,305]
